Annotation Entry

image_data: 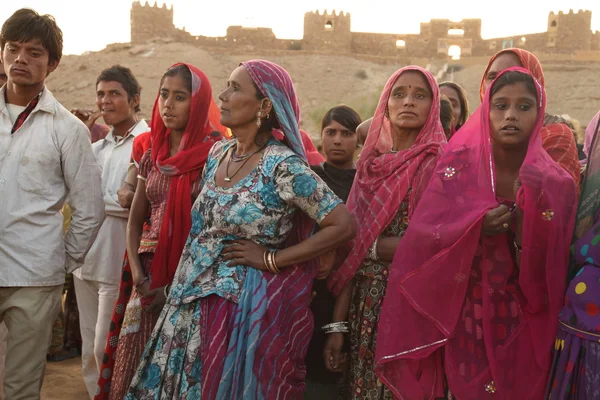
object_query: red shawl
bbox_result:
[375,68,577,399]
[149,63,224,291]
[480,48,580,189]
[328,65,447,295]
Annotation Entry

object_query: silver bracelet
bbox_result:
[322,321,348,331]
[368,237,380,261]
[324,326,349,334]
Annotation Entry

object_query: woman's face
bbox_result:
[387,71,433,132]
[483,52,522,94]
[489,82,538,149]
[440,85,462,128]
[321,119,357,167]
[158,74,191,132]
[218,66,263,130]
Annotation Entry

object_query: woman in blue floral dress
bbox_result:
[126,60,356,399]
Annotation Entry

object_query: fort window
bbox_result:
[396,40,406,48]
[448,29,464,37]
[448,45,461,60]
[324,20,333,30]
[551,20,557,27]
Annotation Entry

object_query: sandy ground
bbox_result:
[41,357,87,400]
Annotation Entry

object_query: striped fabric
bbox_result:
[241,60,306,162]
[328,66,447,295]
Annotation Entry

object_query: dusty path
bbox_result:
[41,357,87,400]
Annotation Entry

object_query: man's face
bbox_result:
[1,39,57,87]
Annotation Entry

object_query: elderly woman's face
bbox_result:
[218,66,262,130]
[387,71,433,132]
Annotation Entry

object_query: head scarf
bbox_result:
[328,65,447,295]
[375,68,577,399]
[479,49,581,189]
[149,62,225,291]
[479,48,545,101]
[241,60,306,160]
[240,59,315,242]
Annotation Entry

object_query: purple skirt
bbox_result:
[546,266,600,399]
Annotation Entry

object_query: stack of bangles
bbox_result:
[263,250,281,274]
[322,322,349,334]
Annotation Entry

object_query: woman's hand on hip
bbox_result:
[143,287,167,314]
[222,240,268,271]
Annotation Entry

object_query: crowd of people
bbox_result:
[0,7,599,400]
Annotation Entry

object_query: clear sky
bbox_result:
[1,0,600,55]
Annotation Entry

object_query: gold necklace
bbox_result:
[224,142,268,182]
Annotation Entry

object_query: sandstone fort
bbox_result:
[130,1,599,60]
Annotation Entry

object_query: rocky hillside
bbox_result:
[46,41,600,139]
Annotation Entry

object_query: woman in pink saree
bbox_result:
[375,68,577,399]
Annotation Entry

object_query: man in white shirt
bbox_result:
[71,65,148,398]
[0,9,104,400]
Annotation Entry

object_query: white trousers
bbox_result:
[74,276,119,399]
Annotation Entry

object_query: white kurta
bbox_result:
[73,120,149,285]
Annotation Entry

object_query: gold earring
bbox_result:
[256,111,262,128]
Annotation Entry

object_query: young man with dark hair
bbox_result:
[0,9,104,399]
[71,64,148,398]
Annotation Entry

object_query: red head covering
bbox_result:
[479,48,545,100]
[149,62,224,291]
[328,65,447,295]
[300,129,325,165]
[375,68,577,399]
[479,49,580,189]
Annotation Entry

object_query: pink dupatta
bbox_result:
[328,66,447,295]
[375,68,577,399]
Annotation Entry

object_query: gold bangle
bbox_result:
[272,251,280,273]
[265,250,274,273]
[263,250,269,271]
[269,251,281,274]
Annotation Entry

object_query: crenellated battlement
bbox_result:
[128,3,597,57]
[305,10,351,18]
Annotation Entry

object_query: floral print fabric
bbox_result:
[126,138,342,399]
[168,138,341,305]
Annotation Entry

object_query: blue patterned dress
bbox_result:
[126,138,342,399]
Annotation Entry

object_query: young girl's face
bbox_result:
[489,82,538,149]
[159,73,191,133]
